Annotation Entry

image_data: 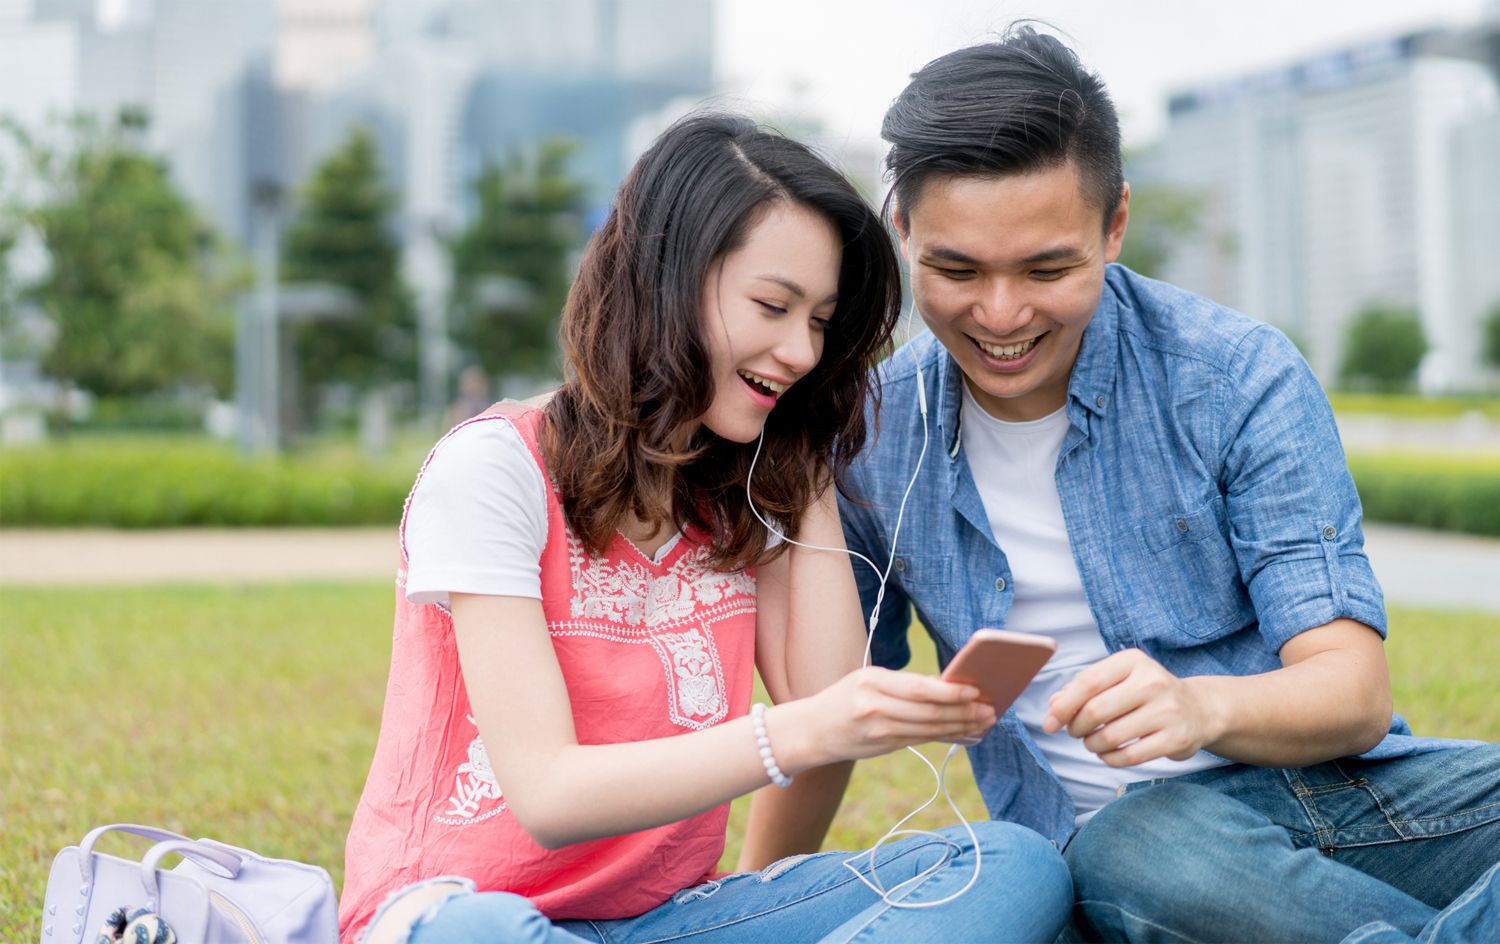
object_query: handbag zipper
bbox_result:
[208,890,267,944]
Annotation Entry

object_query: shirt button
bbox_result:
[1175,517,1190,533]
[995,577,1007,592]
[893,557,907,572]
[1095,395,1106,409]
[1322,526,1337,541]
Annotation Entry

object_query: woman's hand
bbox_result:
[777,666,996,766]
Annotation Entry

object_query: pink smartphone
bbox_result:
[941,628,1057,714]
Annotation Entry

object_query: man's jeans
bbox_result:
[1064,744,1500,943]
[394,822,1071,943]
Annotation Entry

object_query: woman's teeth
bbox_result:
[976,336,1041,360]
[737,370,786,397]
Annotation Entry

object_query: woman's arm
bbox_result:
[739,487,881,870]
[452,586,992,850]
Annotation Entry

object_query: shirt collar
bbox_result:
[1067,277,1120,420]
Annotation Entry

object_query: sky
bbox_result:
[715,0,1495,151]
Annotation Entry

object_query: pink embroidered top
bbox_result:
[339,405,759,941]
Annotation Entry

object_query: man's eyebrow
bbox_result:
[1020,246,1085,265]
[921,246,983,266]
[754,274,838,305]
[921,245,1085,266]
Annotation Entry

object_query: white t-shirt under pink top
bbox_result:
[959,384,1227,825]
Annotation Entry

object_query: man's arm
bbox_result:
[1043,618,1391,768]
[1049,326,1393,768]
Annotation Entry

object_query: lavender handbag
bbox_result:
[42,824,338,944]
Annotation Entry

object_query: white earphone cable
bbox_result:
[743,303,981,909]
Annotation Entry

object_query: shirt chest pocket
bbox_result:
[1135,499,1253,641]
[889,553,959,628]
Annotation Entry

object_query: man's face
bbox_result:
[899,163,1128,421]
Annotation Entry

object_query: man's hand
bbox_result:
[1042,649,1223,768]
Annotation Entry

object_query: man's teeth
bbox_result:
[976,336,1040,360]
[737,370,786,397]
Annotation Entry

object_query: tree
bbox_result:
[448,138,587,380]
[281,126,415,393]
[4,110,238,403]
[0,156,18,350]
[1115,181,1209,280]
[1481,302,1500,371]
[1339,304,1428,392]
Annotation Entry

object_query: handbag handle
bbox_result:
[77,824,191,882]
[138,839,244,903]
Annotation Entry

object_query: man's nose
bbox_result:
[973,280,1033,335]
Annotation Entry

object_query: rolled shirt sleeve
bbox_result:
[1218,325,1386,653]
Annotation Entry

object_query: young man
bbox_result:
[748,26,1499,944]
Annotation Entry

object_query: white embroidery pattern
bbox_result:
[567,532,755,627]
[657,627,725,726]
[435,535,755,827]
[435,716,507,825]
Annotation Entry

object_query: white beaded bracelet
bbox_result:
[750,702,793,788]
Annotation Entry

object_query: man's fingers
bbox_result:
[1044,651,1139,732]
[1097,730,1176,768]
[1081,705,1159,755]
[1066,675,1157,738]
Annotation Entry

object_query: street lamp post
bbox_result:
[237,178,284,455]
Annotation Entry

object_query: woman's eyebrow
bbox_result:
[755,275,838,305]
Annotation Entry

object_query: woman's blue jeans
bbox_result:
[394,821,1071,943]
[1063,743,1500,943]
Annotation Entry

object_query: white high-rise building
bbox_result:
[1136,20,1500,392]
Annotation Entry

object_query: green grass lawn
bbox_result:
[2,583,1496,940]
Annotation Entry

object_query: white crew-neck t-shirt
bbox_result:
[959,383,1226,824]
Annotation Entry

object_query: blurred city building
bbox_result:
[0,0,712,251]
[1132,15,1500,393]
[0,0,714,431]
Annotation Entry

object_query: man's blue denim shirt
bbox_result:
[839,264,1458,845]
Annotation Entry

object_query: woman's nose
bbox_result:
[775,322,821,375]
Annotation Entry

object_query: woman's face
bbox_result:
[697,201,842,443]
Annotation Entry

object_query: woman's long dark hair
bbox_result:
[541,112,901,572]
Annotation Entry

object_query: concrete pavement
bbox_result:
[0,527,395,586]
[1,523,1496,614]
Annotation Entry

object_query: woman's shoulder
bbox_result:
[417,414,549,511]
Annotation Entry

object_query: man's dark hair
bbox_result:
[883,25,1123,232]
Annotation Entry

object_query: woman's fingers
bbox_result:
[859,666,980,702]
[819,666,998,760]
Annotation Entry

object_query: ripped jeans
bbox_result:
[1063,744,1500,943]
[372,822,1070,943]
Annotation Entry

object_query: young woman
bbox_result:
[339,114,1071,944]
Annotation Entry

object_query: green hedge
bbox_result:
[1329,393,1500,421]
[3,438,1496,537]
[1347,451,1500,537]
[0,437,417,527]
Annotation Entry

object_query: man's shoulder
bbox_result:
[1105,265,1291,373]
[875,333,945,387]
[851,336,943,472]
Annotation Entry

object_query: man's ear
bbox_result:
[891,201,911,261]
[1103,182,1130,264]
